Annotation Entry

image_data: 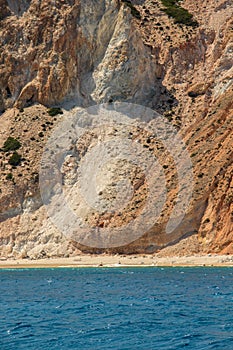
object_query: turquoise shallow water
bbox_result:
[0,267,233,350]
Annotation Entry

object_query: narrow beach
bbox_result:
[0,254,233,268]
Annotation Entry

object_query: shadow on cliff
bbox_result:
[6,0,31,17]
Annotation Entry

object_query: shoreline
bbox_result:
[0,254,233,268]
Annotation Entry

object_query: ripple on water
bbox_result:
[0,267,233,350]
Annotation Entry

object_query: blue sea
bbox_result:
[0,267,233,350]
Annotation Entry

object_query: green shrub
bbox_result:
[2,137,21,152]
[161,0,180,6]
[161,0,198,27]
[6,173,13,181]
[47,107,63,117]
[8,152,21,166]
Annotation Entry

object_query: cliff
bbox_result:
[0,0,232,258]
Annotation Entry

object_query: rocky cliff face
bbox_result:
[0,0,163,111]
[0,0,232,258]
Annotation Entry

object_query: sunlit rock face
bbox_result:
[0,0,162,112]
[0,0,232,258]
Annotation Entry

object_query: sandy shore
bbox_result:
[0,254,233,268]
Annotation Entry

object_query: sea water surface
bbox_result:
[0,267,232,350]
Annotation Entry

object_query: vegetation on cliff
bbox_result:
[2,137,21,152]
[161,0,198,27]
[8,152,21,166]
